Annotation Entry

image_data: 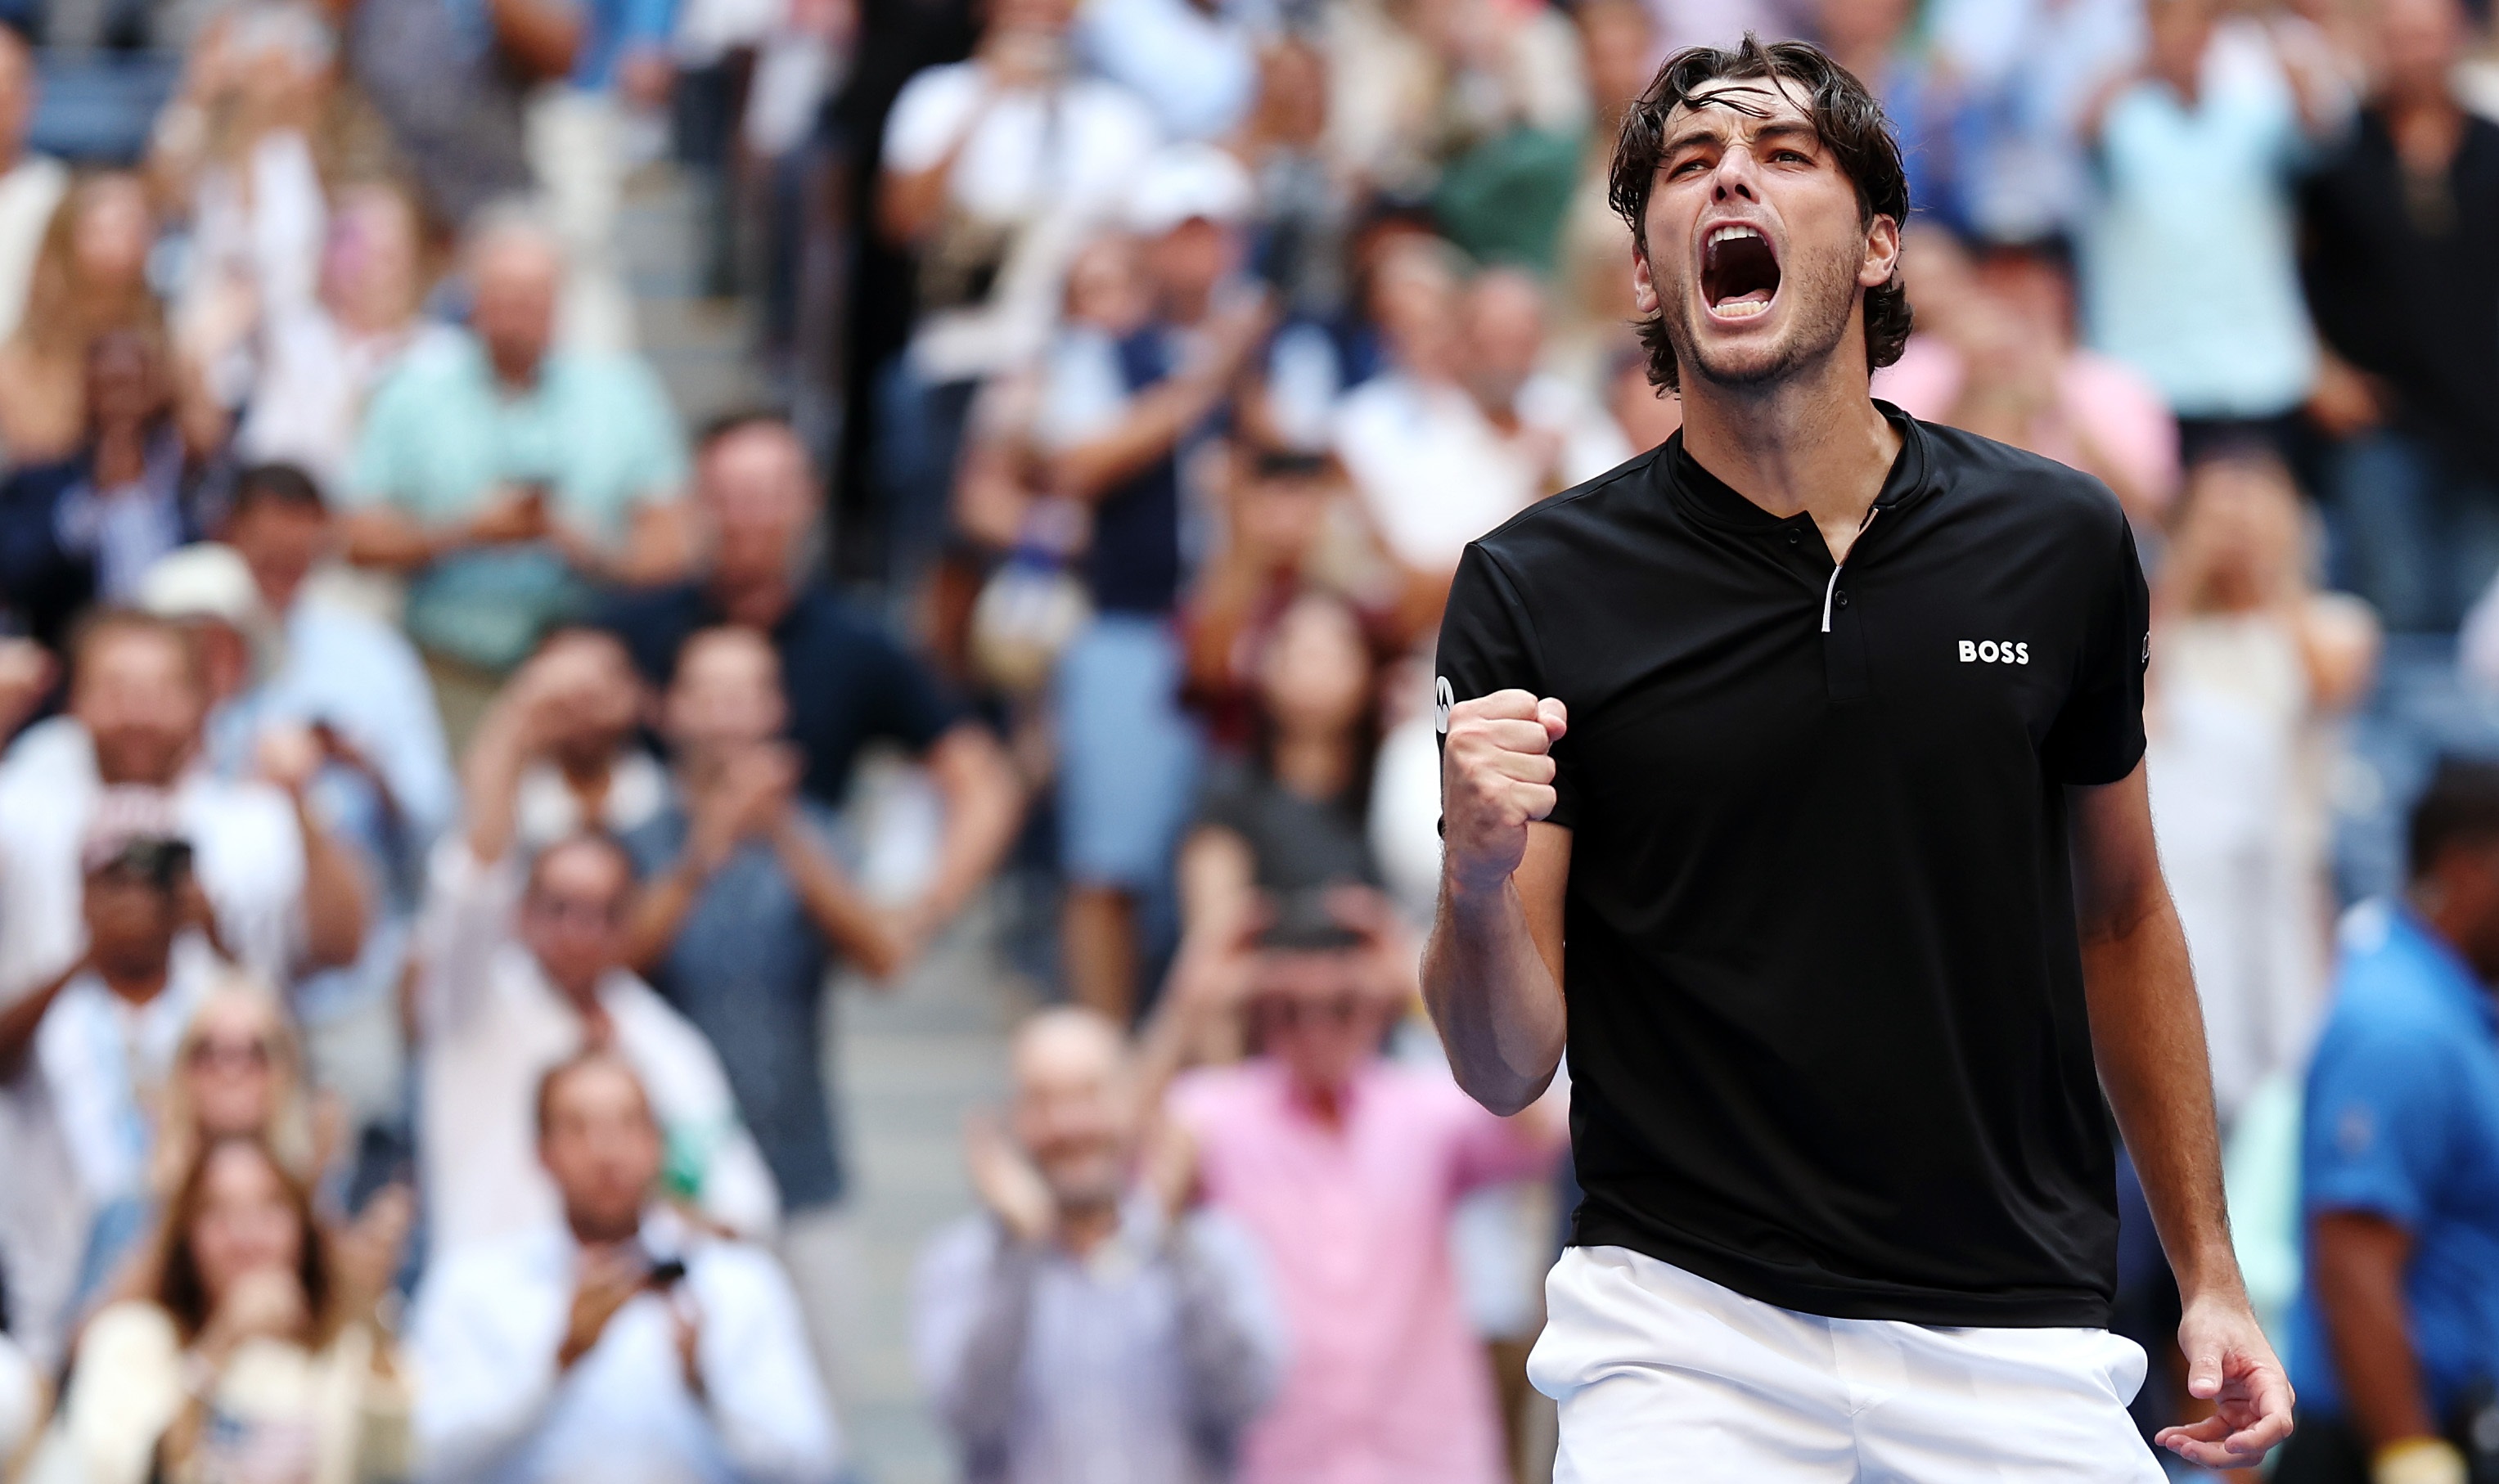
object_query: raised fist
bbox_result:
[1440,688,1567,897]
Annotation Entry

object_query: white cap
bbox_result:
[1124,142,1256,236]
[137,542,265,632]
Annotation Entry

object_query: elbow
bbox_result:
[1454,1064,1553,1119]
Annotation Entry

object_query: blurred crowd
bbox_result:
[0,0,2490,1477]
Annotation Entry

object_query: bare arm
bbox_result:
[1420,690,1572,1117]
[770,813,907,982]
[1050,301,1272,503]
[2309,1211,2437,1451]
[2069,764,2294,1468]
[486,0,583,81]
[0,955,86,1080]
[291,792,371,971]
[907,723,1024,940]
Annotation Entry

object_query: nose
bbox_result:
[1711,146,1763,205]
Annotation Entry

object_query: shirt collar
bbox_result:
[2384,904,2499,1033]
[1663,400,1934,537]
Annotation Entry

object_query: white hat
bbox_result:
[137,543,265,632]
[1125,142,1257,236]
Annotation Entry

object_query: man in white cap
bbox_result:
[1042,143,1272,1021]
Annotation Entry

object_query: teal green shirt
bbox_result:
[345,334,688,671]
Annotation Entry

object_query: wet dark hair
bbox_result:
[2410,758,2499,882]
[1608,35,1912,393]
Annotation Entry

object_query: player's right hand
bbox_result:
[1441,689,1567,897]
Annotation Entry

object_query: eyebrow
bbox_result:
[1660,116,1824,163]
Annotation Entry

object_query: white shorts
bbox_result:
[1529,1245,2164,1483]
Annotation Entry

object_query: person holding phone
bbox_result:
[410,1051,839,1483]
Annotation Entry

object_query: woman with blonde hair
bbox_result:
[38,1136,410,1484]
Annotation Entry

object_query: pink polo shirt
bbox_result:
[1168,1058,1561,1484]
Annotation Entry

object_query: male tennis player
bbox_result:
[1425,38,2292,1481]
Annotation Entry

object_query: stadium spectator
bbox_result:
[507,627,667,849]
[1158,887,1565,1484]
[2300,0,2499,635]
[619,625,907,1400]
[873,0,1159,585]
[2281,760,2499,1484]
[0,173,188,466]
[1457,268,1633,496]
[2148,450,2376,1130]
[236,181,460,494]
[340,209,691,694]
[410,1051,840,1482]
[412,653,777,1255]
[530,0,678,352]
[0,329,231,652]
[916,1007,1282,1483]
[2076,0,2344,457]
[1038,143,1269,1021]
[0,806,227,1314]
[597,414,1021,929]
[47,1135,409,1484]
[346,0,576,227]
[0,26,66,348]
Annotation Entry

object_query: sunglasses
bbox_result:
[186,1036,271,1072]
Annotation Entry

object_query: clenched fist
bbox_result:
[1442,689,1568,897]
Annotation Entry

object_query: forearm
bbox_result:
[0,960,79,1079]
[918,727,1022,928]
[341,509,456,572]
[2081,895,2240,1297]
[1423,875,1565,1117]
[1052,375,1227,502]
[2314,1216,2437,1448]
[623,863,707,974]
[459,714,533,868]
[772,825,906,980]
[295,800,372,970]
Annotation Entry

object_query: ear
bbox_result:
[1858,212,1902,291]
[1632,243,1661,317]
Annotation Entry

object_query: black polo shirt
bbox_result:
[1436,408,2149,1328]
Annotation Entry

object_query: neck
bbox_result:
[1289,1065,1357,1131]
[568,1212,642,1249]
[490,350,542,391]
[559,750,614,794]
[99,959,170,1005]
[1271,729,1351,799]
[1056,1198,1121,1257]
[712,571,795,630]
[2387,87,2466,170]
[92,421,153,485]
[1678,357,1899,549]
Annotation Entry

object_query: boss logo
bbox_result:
[1958,640,2029,665]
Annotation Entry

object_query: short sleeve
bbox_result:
[2039,516,2150,785]
[2302,1019,2455,1231]
[882,66,972,174]
[1434,542,1574,828]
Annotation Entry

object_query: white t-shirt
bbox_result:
[0,153,66,348]
[415,841,780,1257]
[34,945,221,1209]
[880,61,1159,382]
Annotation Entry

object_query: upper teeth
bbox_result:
[1709,225,1762,247]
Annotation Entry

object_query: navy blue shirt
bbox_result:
[2293,902,2499,1421]
[621,798,851,1212]
[597,581,963,806]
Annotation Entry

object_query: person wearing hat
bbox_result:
[0,795,228,1347]
[1041,142,1274,1023]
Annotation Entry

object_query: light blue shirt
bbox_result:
[206,595,456,1019]
[345,333,688,670]
[2080,51,2318,418]
[1074,0,1255,142]
[410,1212,840,1483]
[2291,903,2499,1421]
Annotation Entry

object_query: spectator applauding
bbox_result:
[414,652,777,1255]
[2281,761,2499,1483]
[597,414,1020,922]
[411,1052,840,1482]
[50,1135,409,1484]
[509,628,667,851]
[915,1008,1283,1484]
[1157,889,1565,1484]
[341,209,691,690]
[620,625,908,1395]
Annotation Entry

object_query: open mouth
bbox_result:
[1701,224,1781,319]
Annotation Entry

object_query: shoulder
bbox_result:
[1915,419,2129,539]
[369,332,477,400]
[1168,1061,1274,1129]
[1469,444,1672,570]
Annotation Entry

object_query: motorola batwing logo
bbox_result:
[1434,676,1455,734]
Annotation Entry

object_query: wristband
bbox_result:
[2374,1437,2468,1484]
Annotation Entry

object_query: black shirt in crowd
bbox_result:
[1435,408,2150,1328]
[2300,108,2499,485]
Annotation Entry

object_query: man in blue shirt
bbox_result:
[2285,758,2499,1484]
[619,623,909,1415]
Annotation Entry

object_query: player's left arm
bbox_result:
[2069,762,2295,1469]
